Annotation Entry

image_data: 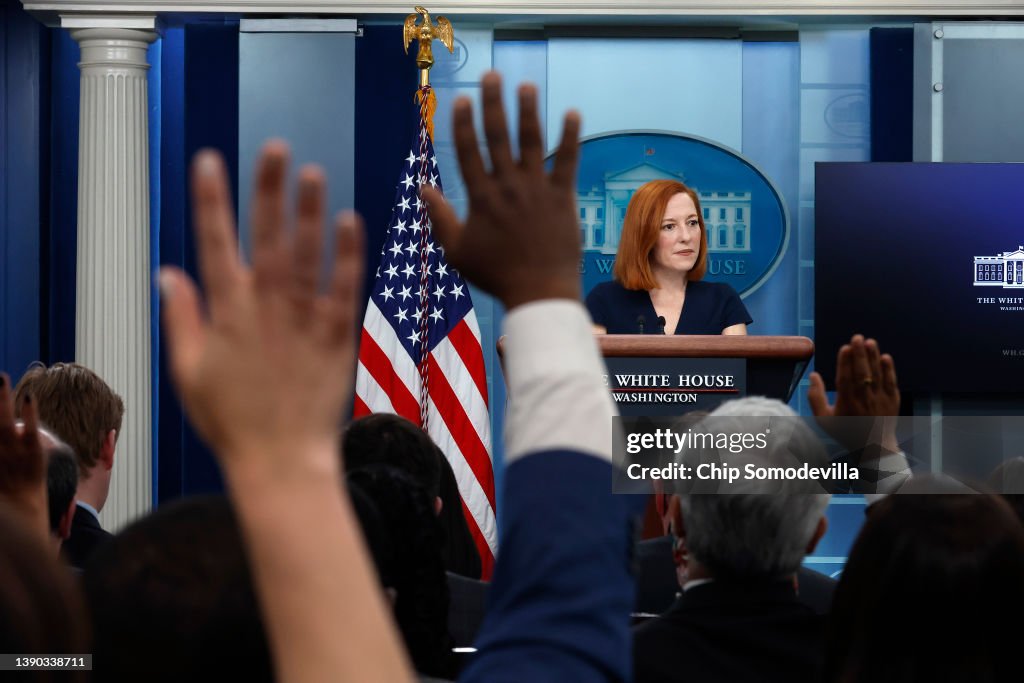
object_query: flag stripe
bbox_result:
[354,358,402,418]
[424,394,497,545]
[352,393,372,419]
[432,335,490,449]
[362,300,421,401]
[425,395,498,556]
[460,496,496,579]
[428,355,496,508]
[446,316,490,407]
[358,335,419,422]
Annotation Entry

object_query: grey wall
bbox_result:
[238,22,356,269]
[914,22,1024,162]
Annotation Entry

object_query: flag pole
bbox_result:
[404,6,454,429]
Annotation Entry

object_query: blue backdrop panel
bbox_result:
[1,0,46,379]
[154,25,190,503]
[46,29,80,368]
[740,41,800,338]
[869,28,914,162]
[546,38,743,149]
[155,22,241,501]
[355,25,421,312]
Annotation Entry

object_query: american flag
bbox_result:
[354,94,496,578]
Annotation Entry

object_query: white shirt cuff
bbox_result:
[502,300,618,465]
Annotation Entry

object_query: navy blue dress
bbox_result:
[585,280,752,334]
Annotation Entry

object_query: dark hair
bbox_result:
[825,490,1024,683]
[0,504,89,682]
[82,496,272,682]
[46,443,78,533]
[348,466,455,679]
[343,413,482,578]
[15,363,124,476]
[343,413,441,498]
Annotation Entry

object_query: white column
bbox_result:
[69,22,156,531]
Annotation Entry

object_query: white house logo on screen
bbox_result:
[973,246,1024,289]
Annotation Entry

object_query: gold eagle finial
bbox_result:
[403,6,454,87]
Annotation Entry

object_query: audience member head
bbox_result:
[825,488,1024,683]
[613,179,708,289]
[342,413,483,578]
[82,496,272,682]
[670,397,830,583]
[343,413,442,506]
[348,466,455,679]
[0,505,89,680]
[14,363,124,513]
[43,433,78,551]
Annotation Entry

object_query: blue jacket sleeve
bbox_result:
[459,452,639,683]
[459,301,641,683]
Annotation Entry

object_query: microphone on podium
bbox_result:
[636,315,645,334]
[657,316,667,334]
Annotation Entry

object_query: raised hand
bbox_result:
[159,142,364,475]
[423,71,582,310]
[161,143,412,683]
[808,334,901,454]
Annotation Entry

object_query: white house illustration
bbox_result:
[577,162,752,256]
[974,246,1024,288]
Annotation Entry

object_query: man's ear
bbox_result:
[59,496,77,540]
[99,429,117,470]
[434,496,443,516]
[805,516,828,556]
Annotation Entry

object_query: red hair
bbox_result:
[612,180,707,290]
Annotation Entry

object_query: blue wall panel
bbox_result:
[870,28,914,162]
[158,22,241,500]
[740,41,800,339]
[45,29,80,368]
[155,27,187,505]
[1,0,45,380]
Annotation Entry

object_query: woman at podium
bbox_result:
[585,179,751,335]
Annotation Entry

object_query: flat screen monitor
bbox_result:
[815,162,1024,393]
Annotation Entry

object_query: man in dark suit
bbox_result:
[15,363,123,568]
[634,535,836,617]
[633,397,831,683]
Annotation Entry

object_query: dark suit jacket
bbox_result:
[62,504,112,569]
[633,580,824,683]
[634,536,836,615]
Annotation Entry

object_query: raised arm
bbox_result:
[425,72,640,683]
[808,333,909,495]
[160,144,413,683]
